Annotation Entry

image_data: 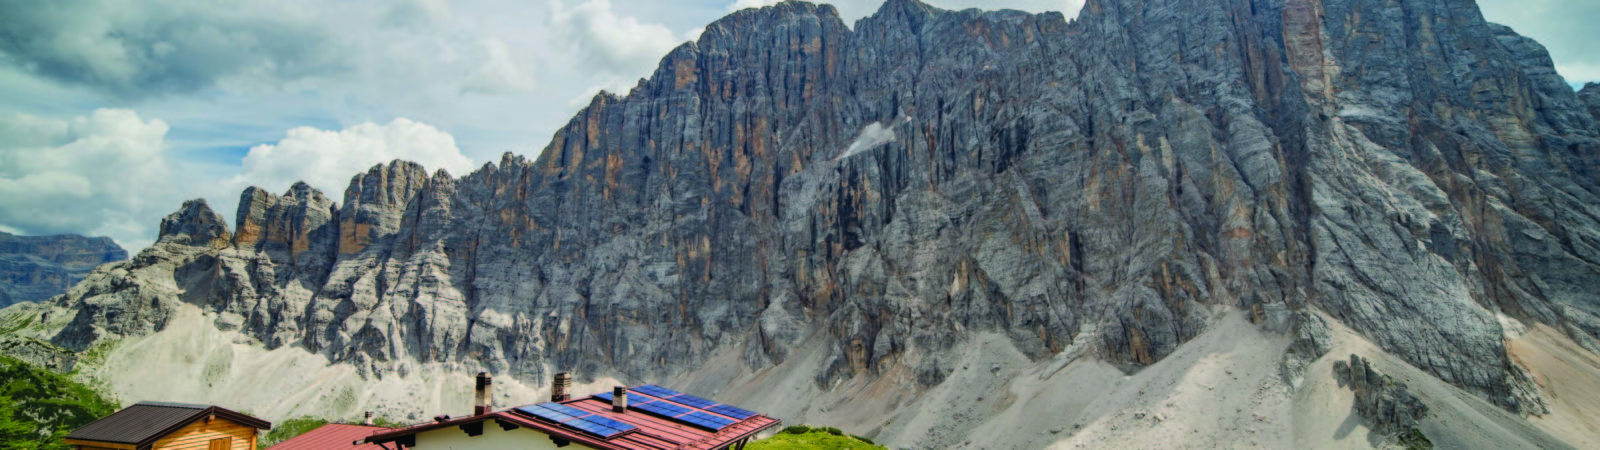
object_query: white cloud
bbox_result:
[728,0,784,12]
[1557,62,1600,87]
[550,0,682,76]
[0,0,540,100]
[566,77,639,108]
[462,38,538,95]
[684,27,707,42]
[230,119,474,201]
[0,109,477,252]
[0,109,190,251]
[726,0,1086,23]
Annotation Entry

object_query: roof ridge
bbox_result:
[133,400,210,409]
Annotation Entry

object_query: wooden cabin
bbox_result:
[65,401,272,450]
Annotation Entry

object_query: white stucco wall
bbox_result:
[411,419,592,450]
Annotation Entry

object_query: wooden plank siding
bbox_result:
[148,417,259,450]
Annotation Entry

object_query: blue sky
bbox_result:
[0,0,1594,251]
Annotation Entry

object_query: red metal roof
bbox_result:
[268,424,394,450]
[363,387,781,450]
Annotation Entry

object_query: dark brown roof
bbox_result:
[65,401,272,448]
[267,423,393,450]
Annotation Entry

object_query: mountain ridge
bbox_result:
[8,0,1600,447]
[0,231,126,308]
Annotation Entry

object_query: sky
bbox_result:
[0,0,1593,251]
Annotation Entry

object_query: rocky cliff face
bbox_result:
[29,0,1600,422]
[0,232,126,307]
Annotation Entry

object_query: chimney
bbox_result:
[363,411,374,426]
[552,372,572,402]
[475,372,493,415]
[612,386,628,413]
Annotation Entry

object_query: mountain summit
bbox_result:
[10,0,1600,447]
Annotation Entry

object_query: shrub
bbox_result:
[0,356,119,450]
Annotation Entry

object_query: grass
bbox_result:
[746,425,886,450]
[78,339,118,367]
[0,314,32,336]
[260,417,329,448]
[1398,427,1433,450]
[258,414,410,448]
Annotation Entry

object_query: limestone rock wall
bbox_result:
[32,0,1600,417]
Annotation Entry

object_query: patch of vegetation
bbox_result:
[0,356,119,450]
[260,417,330,448]
[1398,427,1433,450]
[746,425,885,450]
[0,314,33,335]
[370,416,409,428]
[258,413,409,448]
[78,339,118,368]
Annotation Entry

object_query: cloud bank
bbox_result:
[231,119,474,199]
[0,0,537,99]
[551,0,682,76]
[0,109,473,252]
[727,0,1087,21]
[0,109,187,250]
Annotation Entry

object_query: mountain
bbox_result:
[0,232,126,308]
[6,0,1600,447]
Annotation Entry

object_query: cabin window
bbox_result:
[208,437,231,450]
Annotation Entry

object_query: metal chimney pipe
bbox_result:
[475,372,493,415]
[363,411,374,426]
[552,372,572,402]
[612,386,628,413]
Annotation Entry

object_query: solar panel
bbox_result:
[583,415,636,431]
[566,417,633,438]
[706,404,757,420]
[592,391,614,402]
[633,384,682,399]
[677,411,736,431]
[664,394,718,409]
[512,402,638,439]
[516,404,580,422]
[633,400,692,418]
[545,403,592,417]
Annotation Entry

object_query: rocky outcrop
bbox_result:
[0,335,77,373]
[1334,354,1429,438]
[29,0,1600,419]
[0,232,126,307]
[1581,83,1600,123]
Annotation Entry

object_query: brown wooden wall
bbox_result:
[150,417,259,450]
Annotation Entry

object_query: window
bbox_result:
[208,437,231,450]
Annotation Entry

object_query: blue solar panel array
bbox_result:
[664,394,717,409]
[632,384,682,399]
[565,417,634,438]
[582,384,765,433]
[678,411,737,431]
[633,400,693,418]
[512,402,637,439]
[705,404,757,420]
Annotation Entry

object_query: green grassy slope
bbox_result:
[747,425,887,450]
[0,356,118,450]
